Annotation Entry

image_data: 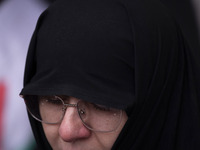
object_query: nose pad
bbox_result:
[58,106,91,142]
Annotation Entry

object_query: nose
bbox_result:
[58,98,91,142]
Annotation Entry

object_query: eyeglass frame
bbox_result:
[20,95,123,133]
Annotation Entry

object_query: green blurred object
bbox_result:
[23,139,37,150]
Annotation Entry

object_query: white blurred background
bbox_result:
[0,0,49,149]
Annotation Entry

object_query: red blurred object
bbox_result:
[0,82,6,149]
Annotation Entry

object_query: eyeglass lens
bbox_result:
[24,95,122,132]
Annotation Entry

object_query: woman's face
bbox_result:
[42,96,128,150]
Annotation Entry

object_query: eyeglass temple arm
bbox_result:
[20,95,78,108]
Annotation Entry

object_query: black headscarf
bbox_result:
[20,0,200,149]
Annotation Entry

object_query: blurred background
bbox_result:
[0,0,199,150]
[193,0,200,37]
[0,0,53,149]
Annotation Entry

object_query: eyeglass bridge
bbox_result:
[63,103,77,107]
[62,103,77,111]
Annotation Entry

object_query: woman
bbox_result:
[20,0,200,149]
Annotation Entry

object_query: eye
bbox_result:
[39,97,62,106]
[92,103,111,111]
[46,99,62,105]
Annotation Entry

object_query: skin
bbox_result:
[42,97,128,150]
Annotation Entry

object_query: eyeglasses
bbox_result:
[21,95,123,132]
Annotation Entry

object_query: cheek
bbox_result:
[94,111,128,149]
[42,123,60,149]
